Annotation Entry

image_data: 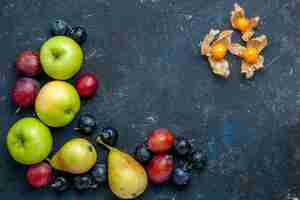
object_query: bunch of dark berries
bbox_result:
[134,128,207,187]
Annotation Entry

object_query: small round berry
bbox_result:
[172,168,191,186]
[236,17,250,33]
[173,137,191,157]
[26,162,53,188]
[99,127,119,146]
[135,144,152,164]
[73,175,93,191]
[88,182,99,189]
[91,163,107,184]
[76,114,97,135]
[75,73,98,98]
[243,47,259,64]
[50,19,71,36]
[147,154,174,184]
[69,26,87,44]
[211,43,227,61]
[188,150,207,170]
[50,176,69,192]
[147,128,175,154]
[16,51,41,77]
[12,78,40,109]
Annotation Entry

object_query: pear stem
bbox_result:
[96,136,113,151]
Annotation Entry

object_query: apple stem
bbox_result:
[96,136,113,151]
[15,107,21,114]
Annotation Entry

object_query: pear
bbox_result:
[96,137,148,199]
[50,138,97,174]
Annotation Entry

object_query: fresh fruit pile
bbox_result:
[135,128,207,187]
[7,20,102,190]
[49,161,108,192]
[95,136,148,199]
[6,19,208,199]
[200,3,268,79]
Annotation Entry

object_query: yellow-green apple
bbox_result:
[40,36,83,80]
[6,117,53,165]
[35,81,80,127]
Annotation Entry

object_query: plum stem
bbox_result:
[96,136,113,151]
[15,107,21,114]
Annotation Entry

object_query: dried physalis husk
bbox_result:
[229,35,268,79]
[230,3,260,42]
[201,29,233,78]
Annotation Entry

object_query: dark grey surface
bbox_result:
[0,0,297,199]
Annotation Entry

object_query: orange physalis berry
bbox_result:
[243,47,258,64]
[201,29,233,78]
[235,17,250,33]
[211,43,227,61]
[230,3,260,42]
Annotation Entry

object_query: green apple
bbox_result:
[35,81,80,127]
[7,117,53,165]
[40,36,83,80]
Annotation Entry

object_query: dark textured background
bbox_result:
[0,0,297,199]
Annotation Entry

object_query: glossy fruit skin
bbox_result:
[99,127,119,146]
[188,151,207,169]
[50,19,71,36]
[35,81,80,127]
[40,36,83,80]
[73,175,93,190]
[68,26,87,44]
[243,47,258,64]
[88,182,99,189]
[12,78,40,109]
[172,168,191,186]
[211,43,227,61]
[75,73,98,98]
[173,137,191,157]
[135,144,152,165]
[76,114,97,134]
[107,148,148,199]
[91,163,107,184]
[6,117,53,165]
[50,176,69,192]
[236,17,250,33]
[147,154,174,184]
[26,162,53,188]
[147,128,175,153]
[50,138,97,174]
[16,51,41,77]
[174,159,193,172]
